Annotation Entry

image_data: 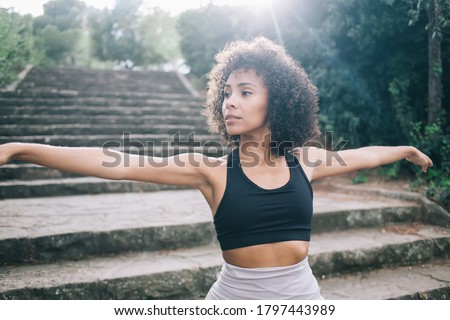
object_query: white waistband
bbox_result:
[206,256,323,300]
[223,257,309,280]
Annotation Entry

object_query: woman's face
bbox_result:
[222,69,270,140]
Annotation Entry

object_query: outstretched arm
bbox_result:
[0,142,211,188]
[302,146,433,181]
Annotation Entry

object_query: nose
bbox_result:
[224,94,236,109]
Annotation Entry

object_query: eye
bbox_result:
[223,92,231,99]
[242,90,252,96]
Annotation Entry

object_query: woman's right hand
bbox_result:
[0,143,16,166]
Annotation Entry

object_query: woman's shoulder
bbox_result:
[291,147,321,180]
[195,153,229,178]
[292,146,321,162]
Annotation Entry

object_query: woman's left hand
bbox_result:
[405,148,433,173]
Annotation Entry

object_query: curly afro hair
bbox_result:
[203,36,321,156]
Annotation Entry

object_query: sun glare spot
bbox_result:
[213,0,270,7]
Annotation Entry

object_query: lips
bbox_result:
[225,114,241,120]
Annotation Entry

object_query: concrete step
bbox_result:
[318,260,450,299]
[0,115,207,126]
[0,93,201,105]
[0,124,211,136]
[19,78,186,89]
[0,190,429,265]
[309,223,450,276]
[14,85,188,94]
[0,97,204,110]
[0,238,448,299]
[3,107,192,120]
[0,244,223,299]
[0,133,220,147]
[0,177,192,199]
[25,67,176,75]
[18,69,191,94]
[0,190,213,265]
[20,75,182,84]
[16,86,191,97]
[0,106,204,118]
[0,163,81,180]
[21,67,182,84]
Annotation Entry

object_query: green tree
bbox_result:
[177,5,237,78]
[0,8,39,87]
[89,0,145,67]
[89,1,182,68]
[139,8,182,69]
[35,25,81,65]
[177,4,274,78]
[408,0,449,123]
[33,0,86,66]
[427,0,444,123]
[402,0,449,208]
[306,0,431,147]
[34,0,86,32]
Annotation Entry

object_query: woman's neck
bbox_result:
[238,134,282,167]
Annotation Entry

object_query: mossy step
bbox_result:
[0,115,207,126]
[0,124,211,136]
[0,241,448,299]
[0,133,220,147]
[0,97,203,106]
[0,93,201,104]
[0,190,435,265]
[319,259,450,299]
[0,177,191,199]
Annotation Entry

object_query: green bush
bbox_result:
[34,24,81,66]
[0,8,39,87]
[408,119,450,210]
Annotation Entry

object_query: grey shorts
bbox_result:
[205,257,323,300]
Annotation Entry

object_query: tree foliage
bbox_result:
[32,0,86,66]
[34,24,81,66]
[1,0,185,72]
[178,0,448,143]
[139,8,182,70]
[0,8,38,87]
[37,0,85,31]
[89,0,181,68]
[89,0,144,67]
[313,0,431,147]
[177,4,275,78]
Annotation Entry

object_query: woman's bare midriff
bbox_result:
[222,240,309,268]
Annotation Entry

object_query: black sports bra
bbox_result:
[213,148,313,251]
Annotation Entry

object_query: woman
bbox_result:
[0,37,432,300]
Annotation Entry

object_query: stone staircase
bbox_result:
[0,66,225,198]
[0,67,449,300]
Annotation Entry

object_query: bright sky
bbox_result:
[0,0,267,16]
